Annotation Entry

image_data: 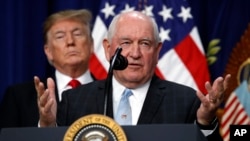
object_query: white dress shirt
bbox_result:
[112,76,151,125]
[55,70,94,101]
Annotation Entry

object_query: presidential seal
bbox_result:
[63,114,127,141]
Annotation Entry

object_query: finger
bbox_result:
[34,76,41,96]
[210,77,225,99]
[214,77,224,91]
[214,74,231,102]
[38,83,45,97]
[205,81,212,93]
[47,78,56,100]
[211,74,231,101]
[223,74,231,90]
[196,91,208,104]
[204,81,217,100]
[39,89,50,107]
[203,81,219,104]
[34,76,45,99]
[44,98,54,114]
[34,76,40,90]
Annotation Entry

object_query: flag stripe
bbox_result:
[91,16,109,72]
[175,32,209,93]
[89,54,107,79]
[157,49,198,90]
[220,81,250,141]
[236,113,248,124]
[223,94,237,112]
[154,67,164,79]
[221,97,239,127]
[189,27,204,54]
[233,109,246,125]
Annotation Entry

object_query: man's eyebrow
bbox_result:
[54,30,64,34]
[139,38,152,41]
[119,37,130,40]
[72,27,81,32]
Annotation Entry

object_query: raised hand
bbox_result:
[196,74,231,125]
[34,76,57,127]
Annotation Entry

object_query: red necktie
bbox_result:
[68,79,81,88]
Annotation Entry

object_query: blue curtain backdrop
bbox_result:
[1,0,250,102]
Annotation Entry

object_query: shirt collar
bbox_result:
[55,69,93,90]
[112,76,151,102]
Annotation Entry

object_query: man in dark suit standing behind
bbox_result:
[36,11,231,141]
[0,9,95,128]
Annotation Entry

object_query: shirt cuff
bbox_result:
[195,118,218,136]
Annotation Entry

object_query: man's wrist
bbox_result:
[196,117,218,130]
[38,120,57,127]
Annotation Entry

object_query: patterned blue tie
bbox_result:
[115,89,133,125]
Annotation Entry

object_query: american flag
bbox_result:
[90,0,210,94]
[220,80,250,141]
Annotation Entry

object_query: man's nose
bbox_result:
[129,45,141,58]
[66,34,75,46]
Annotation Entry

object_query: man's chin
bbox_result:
[67,58,82,65]
[125,75,143,82]
[116,71,144,81]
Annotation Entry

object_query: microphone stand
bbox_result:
[103,47,128,116]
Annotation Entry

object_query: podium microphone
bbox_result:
[104,47,128,116]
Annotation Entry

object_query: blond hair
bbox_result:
[43,9,92,43]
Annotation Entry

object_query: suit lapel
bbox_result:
[95,80,114,118]
[137,75,166,124]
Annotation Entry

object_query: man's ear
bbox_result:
[103,39,111,61]
[156,42,163,59]
[89,36,94,54]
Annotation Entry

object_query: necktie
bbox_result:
[115,89,133,125]
[68,79,81,88]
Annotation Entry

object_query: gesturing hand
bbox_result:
[34,76,57,127]
[196,74,231,125]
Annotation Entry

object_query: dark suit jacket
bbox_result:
[58,75,222,141]
[0,78,60,128]
[0,72,96,128]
